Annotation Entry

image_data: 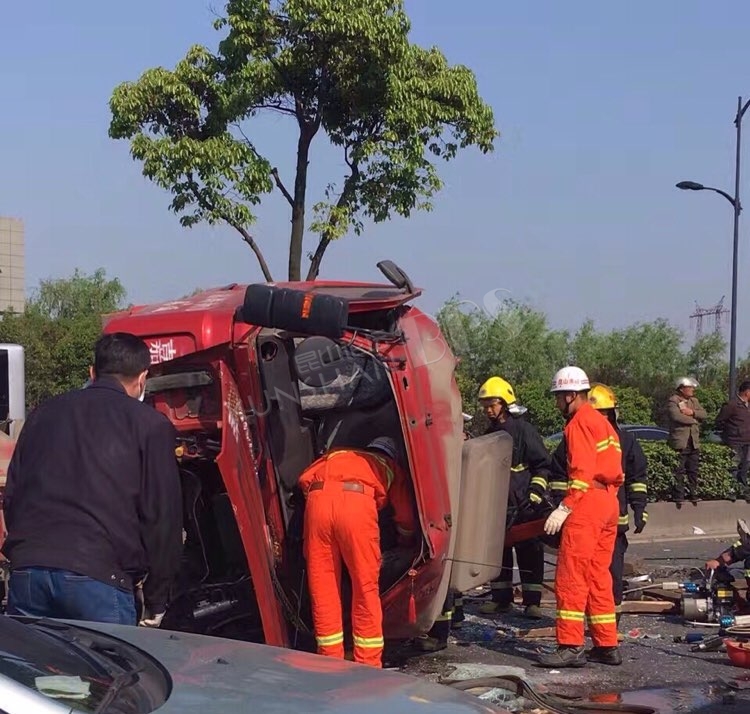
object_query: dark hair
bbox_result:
[94,332,150,378]
[740,381,750,393]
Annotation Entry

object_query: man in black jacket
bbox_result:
[2,332,183,626]
[550,383,648,628]
[716,381,750,502]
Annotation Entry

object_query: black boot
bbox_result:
[587,646,622,665]
[451,597,464,629]
[415,613,450,652]
[538,645,587,668]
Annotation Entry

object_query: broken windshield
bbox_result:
[0,617,169,713]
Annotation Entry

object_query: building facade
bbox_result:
[0,217,25,313]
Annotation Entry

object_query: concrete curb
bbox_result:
[629,499,750,543]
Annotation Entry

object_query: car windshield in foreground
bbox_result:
[0,617,169,714]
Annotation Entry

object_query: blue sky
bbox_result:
[2,1,750,352]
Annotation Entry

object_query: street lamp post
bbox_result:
[676,95,750,402]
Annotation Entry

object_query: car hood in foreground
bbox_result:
[85,623,505,714]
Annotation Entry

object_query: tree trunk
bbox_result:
[288,129,315,281]
[305,234,330,281]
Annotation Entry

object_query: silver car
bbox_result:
[0,616,505,713]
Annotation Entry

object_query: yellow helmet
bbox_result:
[478,376,517,405]
[588,382,617,410]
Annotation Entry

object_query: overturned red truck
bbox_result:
[93,262,515,649]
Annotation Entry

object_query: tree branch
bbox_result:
[230,222,274,282]
[233,124,264,160]
[305,162,359,281]
[271,167,294,207]
[186,172,274,282]
[255,102,297,116]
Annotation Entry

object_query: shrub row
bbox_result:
[542,440,736,502]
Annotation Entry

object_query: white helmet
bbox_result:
[550,366,591,393]
[675,376,699,389]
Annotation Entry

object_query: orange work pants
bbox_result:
[303,481,384,667]
[555,485,619,647]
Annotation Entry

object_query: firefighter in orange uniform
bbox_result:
[539,366,624,668]
[299,437,416,668]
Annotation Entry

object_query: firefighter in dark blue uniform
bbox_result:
[550,383,648,625]
[414,381,550,652]
[475,377,551,619]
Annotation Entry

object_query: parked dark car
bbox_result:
[0,616,504,714]
[547,424,670,443]
[547,424,723,444]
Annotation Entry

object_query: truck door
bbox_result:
[216,362,289,647]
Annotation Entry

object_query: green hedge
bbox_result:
[543,439,736,502]
[639,441,734,501]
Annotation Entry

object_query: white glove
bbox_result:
[544,505,571,535]
[139,611,165,628]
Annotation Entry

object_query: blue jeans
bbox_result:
[6,567,137,625]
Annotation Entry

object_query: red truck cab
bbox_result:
[101,263,511,649]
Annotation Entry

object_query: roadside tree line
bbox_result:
[438,296,745,501]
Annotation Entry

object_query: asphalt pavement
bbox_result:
[396,537,750,713]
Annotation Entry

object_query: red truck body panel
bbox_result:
[102,279,463,646]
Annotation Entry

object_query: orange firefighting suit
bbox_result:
[556,402,624,648]
[299,449,416,668]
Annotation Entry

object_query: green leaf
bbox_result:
[109,0,498,280]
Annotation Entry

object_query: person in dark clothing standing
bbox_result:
[1,332,183,626]
[716,381,750,503]
[476,376,551,620]
[550,383,648,627]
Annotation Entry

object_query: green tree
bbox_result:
[437,296,569,391]
[108,0,497,281]
[571,319,686,394]
[612,385,652,425]
[0,269,127,408]
[686,332,727,389]
[517,379,564,436]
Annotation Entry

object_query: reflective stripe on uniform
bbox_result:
[435,610,454,622]
[596,436,621,453]
[557,609,585,622]
[371,454,395,489]
[628,483,647,493]
[618,515,629,525]
[529,493,542,504]
[734,540,743,548]
[530,476,547,488]
[549,480,568,491]
[511,463,528,472]
[569,479,589,492]
[744,570,750,578]
[316,631,344,647]
[353,634,384,649]
[587,613,617,625]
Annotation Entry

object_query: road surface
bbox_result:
[395,537,750,713]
